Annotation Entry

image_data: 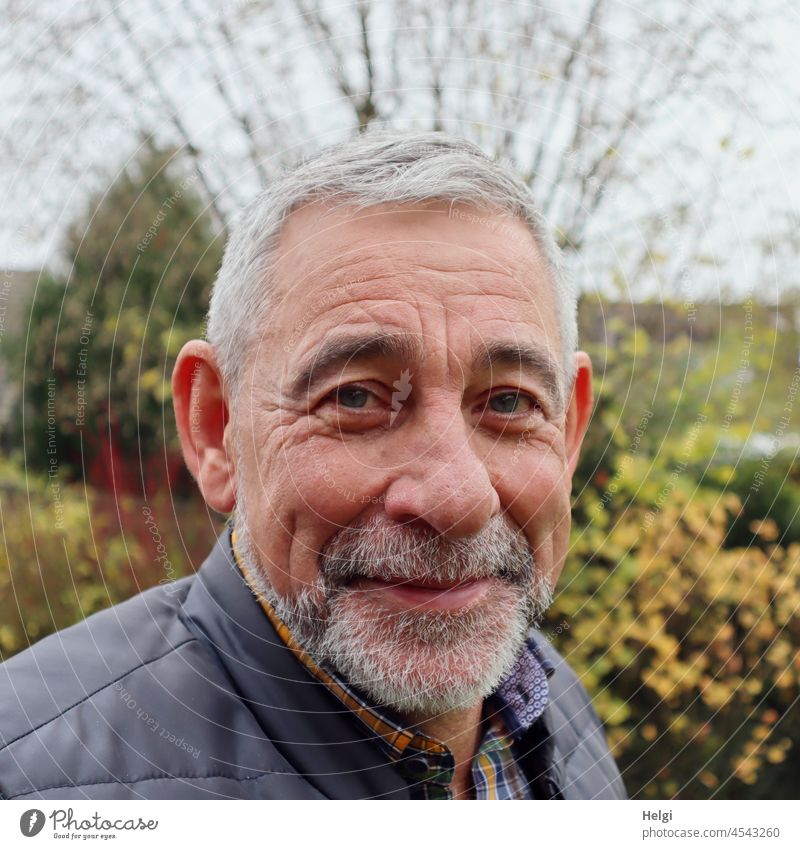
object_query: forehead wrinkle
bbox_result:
[274,252,386,306]
[281,238,532,301]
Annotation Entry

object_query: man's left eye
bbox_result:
[334,386,373,408]
[488,391,540,414]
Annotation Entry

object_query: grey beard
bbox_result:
[234,508,553,718]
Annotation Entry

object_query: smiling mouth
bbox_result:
[348,575,494,611]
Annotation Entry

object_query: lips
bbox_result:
[349,574,493,611]
[363,575,477,590]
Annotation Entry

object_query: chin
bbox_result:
[315,581,533,717]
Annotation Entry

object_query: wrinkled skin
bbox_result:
[172,198,593,791]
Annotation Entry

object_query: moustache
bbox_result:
[318,514,535,588]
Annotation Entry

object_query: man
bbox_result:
[0,131,626,800]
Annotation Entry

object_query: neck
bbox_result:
[404,701,484,799]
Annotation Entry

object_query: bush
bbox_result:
[6,145,222,496]
[548,464,800,798]
[556,300,800,798]
[0,459,221,660]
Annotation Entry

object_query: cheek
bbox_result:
[293,436,391,520]
[494,451,572,562]
[246,436,389,594]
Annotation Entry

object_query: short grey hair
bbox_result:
[206,130,577,403]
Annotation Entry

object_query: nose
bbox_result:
[382,407,501,538]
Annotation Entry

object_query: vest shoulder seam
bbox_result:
[6,768,303,799]
[0,636,197,754]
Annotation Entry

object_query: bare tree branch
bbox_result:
[178,0,270,184]
[104,0,230,237]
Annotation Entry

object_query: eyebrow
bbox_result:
[288,330,564,412]
[476,340,564,413]
[289,331,423,398]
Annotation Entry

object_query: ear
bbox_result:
[563,351,593,479]
[172,340,236,513]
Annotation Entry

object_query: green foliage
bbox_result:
[725,456,800,549]
[575,294,800,545]
[2,183,798,799]
[551,295,800,798]
[549,489,799,798]
[0,459,221,660]
[8,145,223,495]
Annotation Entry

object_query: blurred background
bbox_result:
[0,0,798,799]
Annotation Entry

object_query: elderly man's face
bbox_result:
[183,199,592,714]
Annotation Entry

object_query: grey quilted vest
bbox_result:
[0,530,627,800]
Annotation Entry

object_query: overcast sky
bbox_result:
[0,0,797,302]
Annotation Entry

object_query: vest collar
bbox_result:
[180,528,563,799]
[179,529,411,799]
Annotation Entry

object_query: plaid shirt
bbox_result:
[231,529,554,799]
